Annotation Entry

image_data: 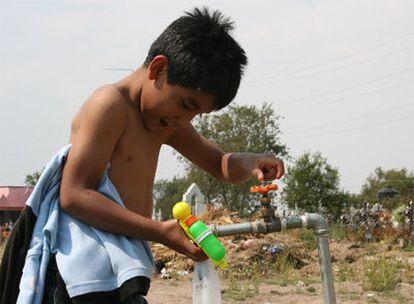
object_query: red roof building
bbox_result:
[0,186,33,225]
[0,186,33,211]
[0,186,33,227]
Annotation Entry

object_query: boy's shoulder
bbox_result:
[87,84,129,110]
[80,84,131,123]
[70,84,131,142]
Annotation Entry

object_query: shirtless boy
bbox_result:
[0,7,284,304]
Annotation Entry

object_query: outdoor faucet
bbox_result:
[250,182,278,223]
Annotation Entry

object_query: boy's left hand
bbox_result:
[224,153,285,183]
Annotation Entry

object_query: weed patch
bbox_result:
[336,263,359,282]
[363,257,408,291]
[222,278,259,302]
[298,229,317,250]
[329,224,347,241]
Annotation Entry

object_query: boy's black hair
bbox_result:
[144,7,247,110]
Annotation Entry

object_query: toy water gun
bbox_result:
[173,202,228,269]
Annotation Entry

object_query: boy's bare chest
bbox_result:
[107,119,169,216]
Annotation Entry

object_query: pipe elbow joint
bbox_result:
[304,213,329,235]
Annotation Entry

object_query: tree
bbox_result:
[153,176,191,220]
[24,169,43,187]
[180,103,288,213]
[359,167,414,209]
[281,152,344,219]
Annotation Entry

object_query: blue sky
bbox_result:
[1,0,413,193]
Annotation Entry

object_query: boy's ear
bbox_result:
[148,55,168,80]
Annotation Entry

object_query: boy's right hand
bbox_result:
[159,219,208,262]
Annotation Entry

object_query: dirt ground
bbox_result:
[148,238,414,303]
[1,238,413,303]
[146,207,414,304]
[147,233,414,303]
[146,276,414,304]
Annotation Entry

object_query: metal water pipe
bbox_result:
[182,182,337,303]
[209,213,337,304]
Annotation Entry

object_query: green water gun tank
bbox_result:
[173,201,228,269]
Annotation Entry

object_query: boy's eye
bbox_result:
[182,101,193,110]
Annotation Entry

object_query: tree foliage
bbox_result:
[281,152,344,218]
[181,103,288,213]
[24,169,43,187]
[359,167,414,209]
[153,176,191,220]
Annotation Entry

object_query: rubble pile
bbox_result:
[150,206,313,279]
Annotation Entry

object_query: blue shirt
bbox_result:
[17,145,154,303]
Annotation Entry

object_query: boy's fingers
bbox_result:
[258,155,284,180]
[276,159,285,179]
[269,156,284,179]
[263,167,276,179]
[182,238,208,261]
[188,245,208,262]
[252,168,264,181]
[193,247,208,261]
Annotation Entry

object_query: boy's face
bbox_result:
[140,56,216,131]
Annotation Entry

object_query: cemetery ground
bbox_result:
[1,208,413,303]
[146,207,414,304]
[146,239,414,304]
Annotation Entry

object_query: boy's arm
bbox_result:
[60,86,206,261]
[166,124,284,183]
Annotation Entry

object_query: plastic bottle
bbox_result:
[192,260,222,304]
[172,201,228,269]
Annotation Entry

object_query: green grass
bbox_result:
[306,286,317,293]
[336,263,359,282]
[382,290,408,304]
[221,249,301,301]
[401,244,414,253]
[298,229,317,250]
[329,224,347,241]
[222,278,260,302]
[363,257,408,292]
[221,261,262,301]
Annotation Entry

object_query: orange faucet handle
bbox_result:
[250,184,278,195]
